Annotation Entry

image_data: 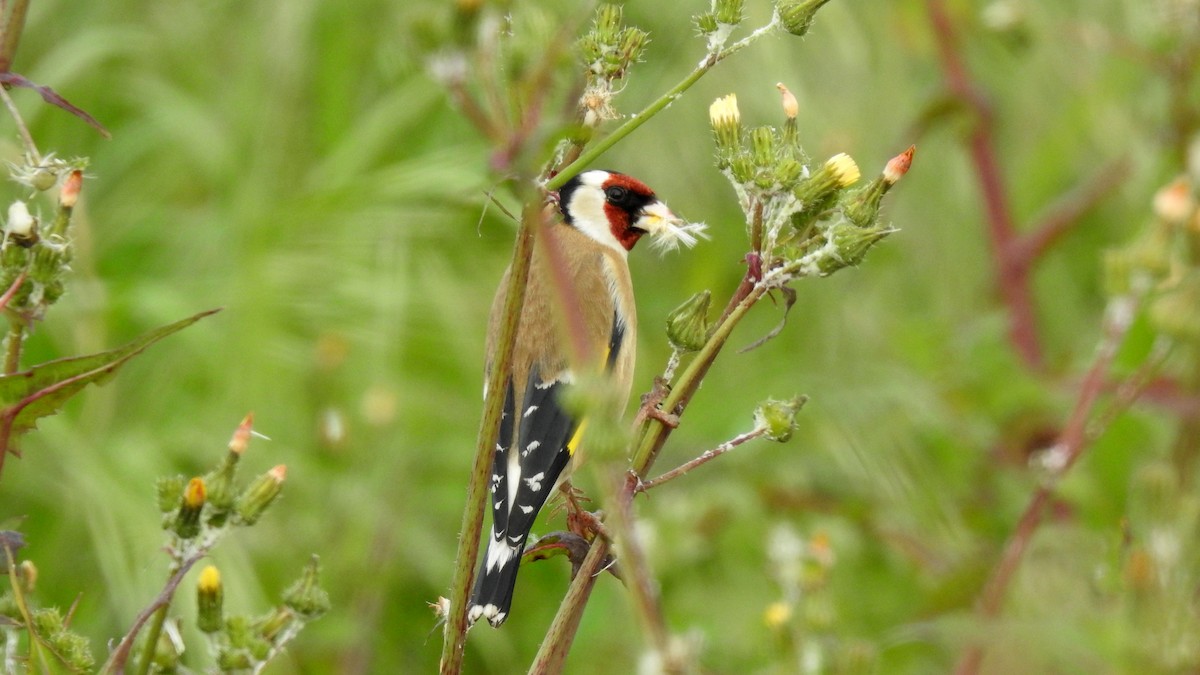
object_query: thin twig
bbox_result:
[0,82,37,160]
[100,549,208,674]
[639,427,768,491]
[1014,158,1130,262]
[544,21,777,192]
[604,472,677,673]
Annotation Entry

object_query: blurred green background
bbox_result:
[4,0,1197,672]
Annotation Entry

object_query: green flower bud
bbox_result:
[283,555,331,619]
[205,454,239,524]
[255,607,295,642]
[754,396,807,442]
[812,222,894,276]
[156,475,185,513]
[619,27,649,67]
[795,153,860,205]
[715,0,745,26]
[236,465,286,525]
[666,290,712,352]
[730,155,755,184]
[593,4,622,43]
[1149,273,1200,343]
[218,648,254,671]
[197,565,224,633]
[55,631,95,672]
[695,12,719,35]
[173,477,207,539]
[750,126,777,169]
[776,0,834,37]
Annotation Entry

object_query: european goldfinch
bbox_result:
[468,170,702,627]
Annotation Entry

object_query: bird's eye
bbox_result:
[604,186,629,204]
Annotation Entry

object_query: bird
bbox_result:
[468,169,704,628]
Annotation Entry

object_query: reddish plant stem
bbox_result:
[1015,158,1130,262]
[955,295,1142,674]
[926,0,1043,370]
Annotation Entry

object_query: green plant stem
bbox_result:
[0,79,36,160]
[545,21,776,192]
[632,278,766,474]
[101,548,208,674]
[134,604,169,675]
[0,0,28,73]
[606,472,679,673]
[528,537,611,674]
[4,321,22,374]
[440,198,541,675]
[530,267,769,672]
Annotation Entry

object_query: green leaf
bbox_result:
[0,308,220,475]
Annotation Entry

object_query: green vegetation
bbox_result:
[3,0,1199,672]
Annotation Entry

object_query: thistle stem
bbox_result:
[545,22,776,192]
[441,198,542,674]
[3,320,23,374]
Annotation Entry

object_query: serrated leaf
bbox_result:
[0,308,220,475]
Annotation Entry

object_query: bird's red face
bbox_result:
[557,170,703,254]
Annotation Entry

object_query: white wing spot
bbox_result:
[494,499,504,510]
[519,504,534,514]
[524,472,545,492]
[484,538,516,572]
[523,440,541,457]
[523,405,539,418]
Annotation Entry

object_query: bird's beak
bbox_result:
[634,200,707,251]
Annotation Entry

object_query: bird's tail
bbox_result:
[468,532,524,628]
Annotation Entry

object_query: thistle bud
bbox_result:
[695,12,719,35]
[808,222,894,276]
[18,560,37,593]
[754,396,807,442]
[794,153,860,220]
[283,555,331,619]
[173,477,207,539]
[843,146,916,227]
[715,0,745,26]
[229,412,254,455]
[883,145,915,185]
[156,475,185,513]
[1149,273,1200,342]
[709,94,742,161]
[776,0,834,37]
[236,464,286,525]
[197,565,224,633]
[666,290,712,352]
[59,170,82,210]
[1153,176,1194,226]
[619,27,649,67]
[776,82,799,119]
[750,126,777,169]
[5,201,38,248]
